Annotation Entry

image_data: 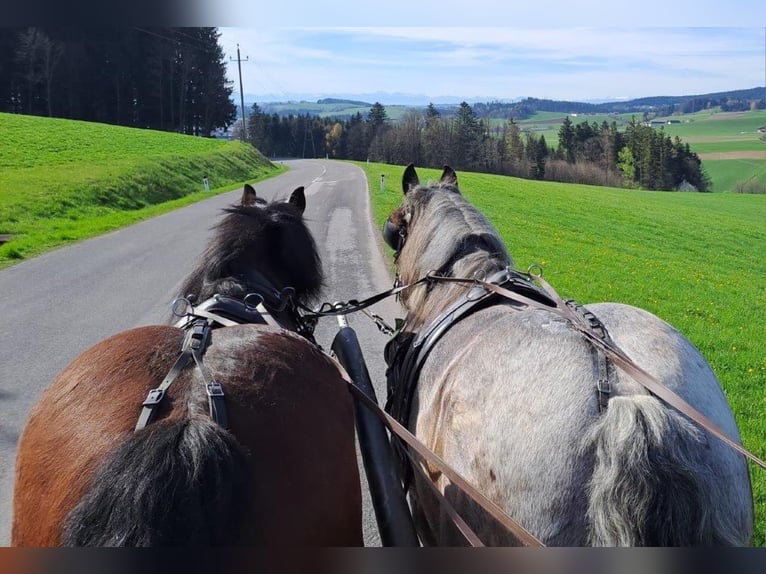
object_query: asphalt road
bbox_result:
[0,159,403,546]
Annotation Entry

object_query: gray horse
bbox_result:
[382,164,753,546]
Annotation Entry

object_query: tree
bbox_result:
[617,147,636,185]
[368,102,388,133]
[1,27,236,135]
[453,101,482,170]
[325,122,343,158]
[395,109,424,165]
[558,115,575,163]
[534,134,548,179]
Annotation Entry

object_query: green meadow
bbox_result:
[360,160,766,545]
[513,108,766,192]
[654,109,766,192]
[0,113,283,267]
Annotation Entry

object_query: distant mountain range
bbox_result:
[235,87,766,120]
[240,92,499,106]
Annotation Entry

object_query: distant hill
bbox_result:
[316,98,372,106]
[245,87,765,122]
[471,87,765,120]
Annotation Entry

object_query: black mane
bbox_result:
[174,197,323,310]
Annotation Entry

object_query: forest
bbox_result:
[247,102,710,191]
[0,27,236,136]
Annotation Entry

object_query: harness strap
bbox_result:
[135,345,194,432]
[177,307,239,328]
[565,300,613,412]
[186,320,228,429]
[135,319,228,432]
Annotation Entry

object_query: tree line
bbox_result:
[0,27,236,135]
[247,101,709,191]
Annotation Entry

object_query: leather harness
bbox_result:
[135,291,317,432]
[383,268,614,434]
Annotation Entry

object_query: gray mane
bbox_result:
[398,182,511,329]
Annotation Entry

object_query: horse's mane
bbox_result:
[398,182,511,329]
[174,200,323,309]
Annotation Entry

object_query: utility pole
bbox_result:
[231,44,248,141]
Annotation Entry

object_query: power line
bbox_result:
[132,27,221,56]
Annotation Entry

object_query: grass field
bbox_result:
[512,109,766,192]
[653,109,766,192]
[0,113,284,267]
[358,160,766,545]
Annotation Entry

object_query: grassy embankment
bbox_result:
[359,160,766,545]
[0,113,284,268]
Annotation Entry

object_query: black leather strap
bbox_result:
[135,346,194,431]
[135,319,228,431]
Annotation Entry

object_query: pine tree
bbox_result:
[558,116,575,163]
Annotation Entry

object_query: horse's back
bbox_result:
[410,301,752,545]
[201,325,363,545]
[13,326,182,545]
[13,324,362,546]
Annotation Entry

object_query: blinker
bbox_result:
[383,219,404,251]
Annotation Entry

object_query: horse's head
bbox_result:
[383,164,511,323]
[383,163,460,256]
[177,183,322,308]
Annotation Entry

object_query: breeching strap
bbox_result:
[430,272,766,471]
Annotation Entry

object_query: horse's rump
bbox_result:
[13,324,362,546]
[407,302,752,546]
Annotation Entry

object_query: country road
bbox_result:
[0,159,403,546]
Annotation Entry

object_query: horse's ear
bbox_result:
[288,187,306,214]
[402,163,419,195]
[440,165,458,187]
[241,184,257,206]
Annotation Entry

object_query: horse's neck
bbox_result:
[405,255,507,331]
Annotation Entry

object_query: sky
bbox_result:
[213,1,766,105]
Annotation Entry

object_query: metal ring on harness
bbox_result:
[275,287,296,312]
[243,292,265,311]
[526,263,544,278]
[171,297,193,318]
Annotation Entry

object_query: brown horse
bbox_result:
[12,184,363,546]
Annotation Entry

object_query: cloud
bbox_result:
[219,26,766,102]
[217,0,766,27]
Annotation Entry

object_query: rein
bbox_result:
[342,372,544,547]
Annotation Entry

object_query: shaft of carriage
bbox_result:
[331,319,420,547]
